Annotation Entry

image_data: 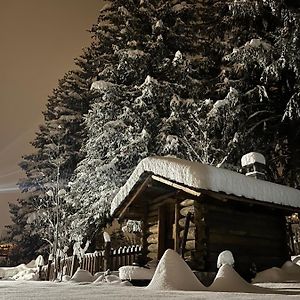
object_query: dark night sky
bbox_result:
[0,0,104,236]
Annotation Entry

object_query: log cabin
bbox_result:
[110,156,300,279]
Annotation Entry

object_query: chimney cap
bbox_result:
[241,152,266,167]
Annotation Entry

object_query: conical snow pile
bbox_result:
[70,268,94,283]
[146,249,206,291]
[252,267,284,283]
[253,261,300,283]
[281,261,300,279]
[209,264,266,293]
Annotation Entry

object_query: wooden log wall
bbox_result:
[146,197,174,263]
[178,199,196,263]
[145,196,208,268]
[204,200,289,276]
[193,199,208,270]
[147,222,159,262]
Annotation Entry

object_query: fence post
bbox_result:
[134,245,138,265]
[70,255,79,276]
[128,246,133,265]
[116,249,119,270]
[103,232,111,271]
[60,255,66,281]
[82,255,86,270]
[66,257,72,276]
[56,256,61,280]
[46,254,53,281]
[100,251,104,271]
[103,241,112,271]
[122,246,128,266]
[94,252,100,273]
[88,254,93,273]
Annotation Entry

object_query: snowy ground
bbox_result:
[2,250,300,299]
[1,280,300,300]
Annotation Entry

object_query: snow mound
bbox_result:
[93,272,102,280]
[93,274,122,284]
[62,275,71,282]
[146,249,206,291]
[26,260,36,268]
[0,264,30,278]
[253,261,300,283]
[119,266,155,280]
[70,268,94,283]
[105,275,121,283]
[252,267,284,283]
[209,264,266,293]
[93,274,132,286]
[12,268,39,281]
[281,261,300,275]
[0,259,45,281]
[120,281,133,286]
[217,250,235,268]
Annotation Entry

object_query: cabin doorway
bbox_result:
[158,202,175,259]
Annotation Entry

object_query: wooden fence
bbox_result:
[46,245,142,280]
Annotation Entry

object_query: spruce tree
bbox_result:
[8,66,97,257]
[203,0,300,183]
[68,0,300,240]
[9,0,300,251]
[67,0,226,237]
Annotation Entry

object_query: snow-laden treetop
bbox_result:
[111,156,300,216]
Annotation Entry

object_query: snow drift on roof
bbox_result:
[111,156,300,216]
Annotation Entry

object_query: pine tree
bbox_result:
[202,0,300,183]
[157,0,300,180]
[6,199,45,264]
[68,0,300,240]
[9,0,300,252]
[67,0,226,238]
[8,66,97,258]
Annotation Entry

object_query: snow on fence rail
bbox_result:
[47,245,142,280]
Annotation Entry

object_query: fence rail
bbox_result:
[46,244,142,281]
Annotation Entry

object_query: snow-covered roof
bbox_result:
[111,156,300,216]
